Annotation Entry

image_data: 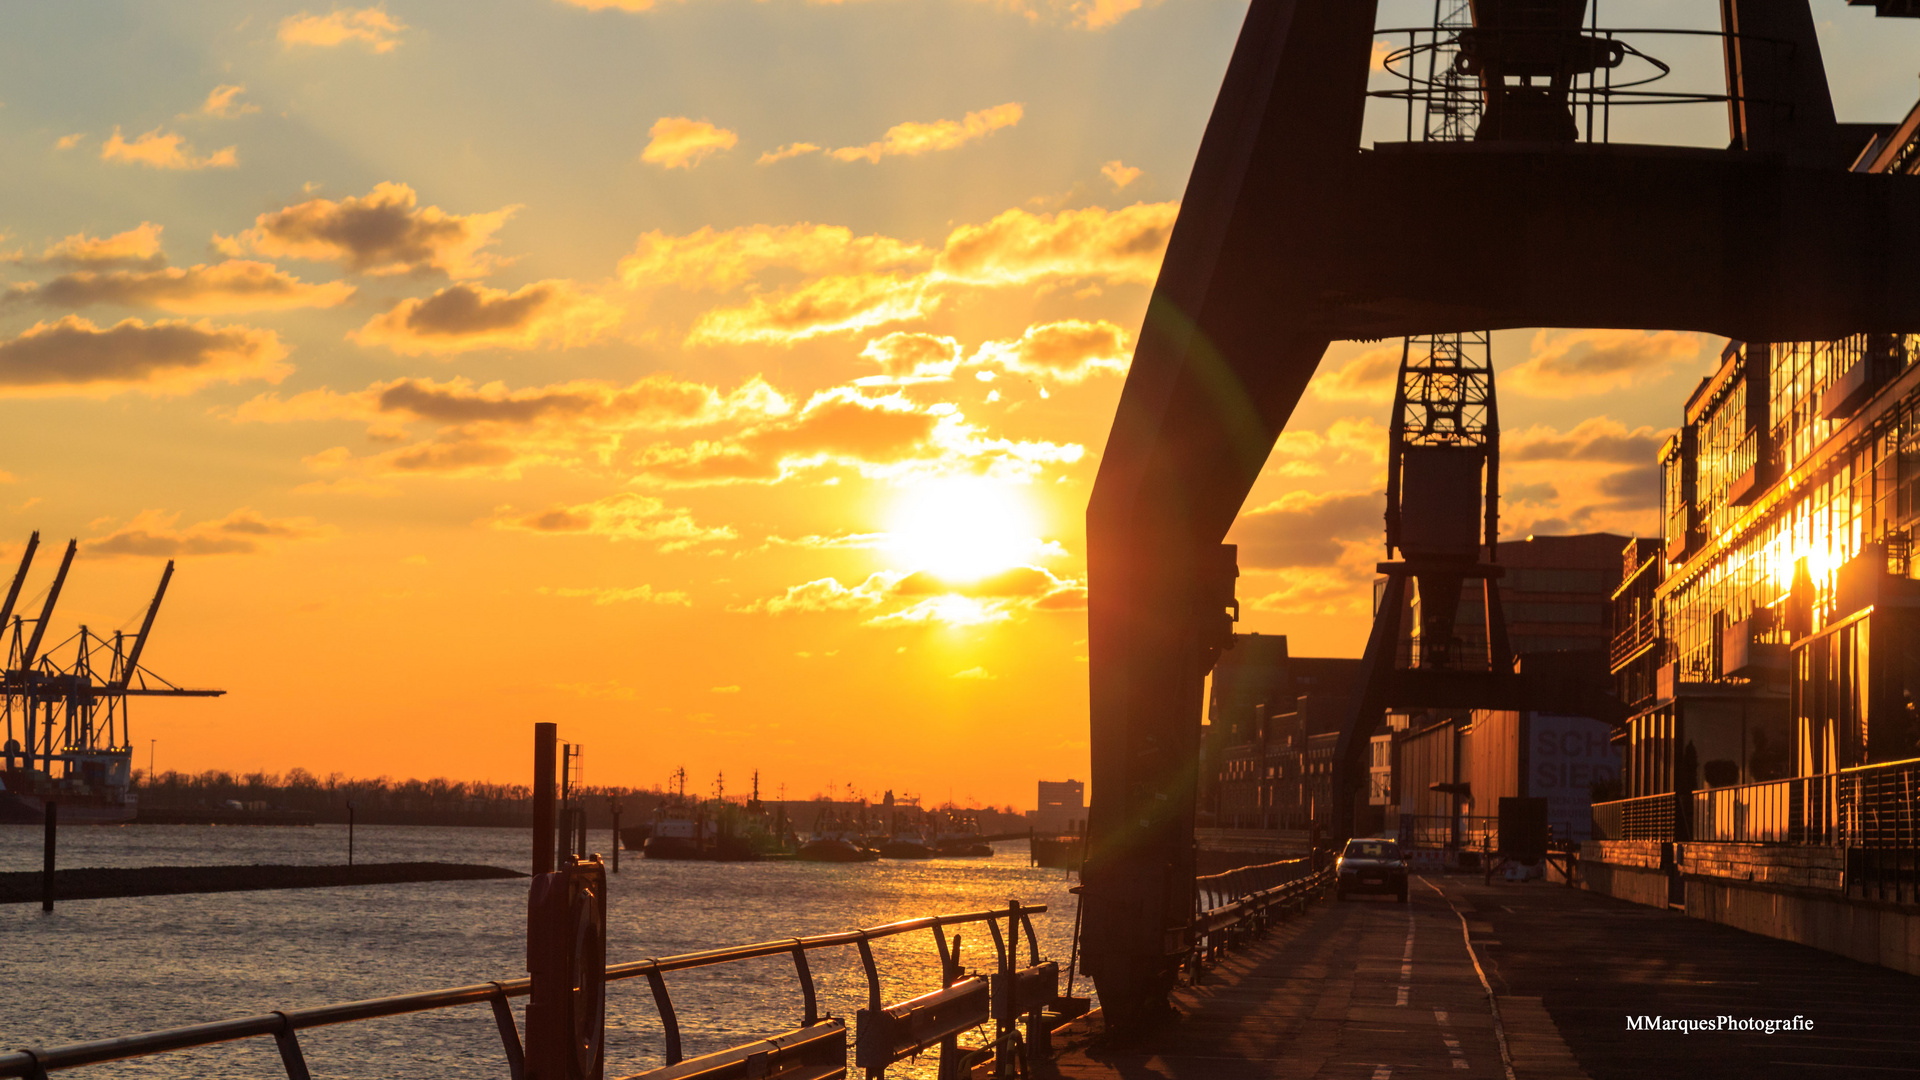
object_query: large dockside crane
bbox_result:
[1,532,223,816]
[1081,0,1920,1027]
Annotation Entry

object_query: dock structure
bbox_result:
[1046,878,1920,1080]
[1081,0,1920,1025]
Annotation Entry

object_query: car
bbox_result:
[1335,838,1409,902]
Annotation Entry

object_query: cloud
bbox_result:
[55,133,86,151]
[279,8,407,51]
[740,564,1081,626]
[757,142,821,165]
[21,223,167,270]
[540,583,691,605]
[971,319,1129,382]
[555,0,679,9]
[686,273,934,347]
[828,103,1022,164]
[951,667,995,680]
[1100,160,1141,189]
[349,280,621,355]
[933,201,1177,287]
[489,492,733,550]
[855,332,962,385]
[1243,566,1370,615]
[217,182,519,279]
[558,0,1144,27]
[1310,344,1398,403]
[618,222,929,292]
[0,316,289,398]
[1506,417,1665,466]
[100,127,236,170]
[83,508,333,558]
[710,684,741,693]
[238,372,791,482]
[1229,490,1380,569]
[1505,329,1712,398]
[201,85,259,118]
[641,117,739,170]
[10,261,354,314]
[634,387,943,483]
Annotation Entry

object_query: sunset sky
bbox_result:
[2,1,1915,807]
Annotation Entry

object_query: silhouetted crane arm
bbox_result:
[0,531,38,637]
[114,560,172,690]
[19,538,76,669]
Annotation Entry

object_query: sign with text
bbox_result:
[1529,714,1621,842]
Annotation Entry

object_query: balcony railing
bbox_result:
[1691,775,1836,845]
[1591,792,1676,841]
[1609,611,1660,670]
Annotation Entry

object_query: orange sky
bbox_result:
[2,0,1916,807]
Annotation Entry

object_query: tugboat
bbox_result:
[934,811,995,858]
[878,808,936,859]
[798,804,879,862]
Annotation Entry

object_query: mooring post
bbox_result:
[42,800,56,912]
[533,723,556,877]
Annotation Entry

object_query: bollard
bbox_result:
[533,724,556,877]
[42,800,57,912]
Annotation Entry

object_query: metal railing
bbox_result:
[1591,792,1676,841]
[1840,757,1920,849]
[1398,813,1498,852]
[0,902,1049,1080]
[1190,859,1332,972]
[1609,612,1660,669]
[1691,775,1835,845]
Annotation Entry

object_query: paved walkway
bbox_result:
[1041,874,1920,1080]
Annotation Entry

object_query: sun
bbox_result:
[884,477,1048,582]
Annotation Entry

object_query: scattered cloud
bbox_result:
[1229,489,1380,568]
[18,223,166,271]
[972,319,1129,382]
[710,684,741,693]
[757,142,821,165]
[1243,566,1371,615]
[951,666,994,680]
[1310,344,1398,403]
[641,117,738,170]
[828,103,1022,164]
[0,316,288,398]
[540,583,691,605]
[349,280,621,355]
[856,332,962,386]
[1370,39,1393,71]
[216,182,519,279]
[618,222,929,292]
[83,508,333,558]
[1507,417,1666,466]
[933,201,1177,287]
[489,492,734,550]
[9,261,354,314]
[55,133,86,151]
[1100,160,1141,189]
[100,127,236,170]
[279,8,407,52]
[200,85,259,118]
[739,564,1082,626]
[686,273,933,347]
[554,0,679,10]
[1505,329,1712,398]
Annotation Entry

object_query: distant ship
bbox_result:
[934,812,994,858]
[798,807,879,862]
[0,750,138,824]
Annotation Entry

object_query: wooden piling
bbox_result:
[42,801,56,912]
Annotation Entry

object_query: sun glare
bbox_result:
[885,477,1047,581]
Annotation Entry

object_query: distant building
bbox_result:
[1026,779,1085,836]
[1200,632,1361,829]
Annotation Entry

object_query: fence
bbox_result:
[1591,792,1676,841]
[0,902,1053,1080]
[1397,814,1498,852]
[1691,775,1836,845]
[1189,858,1332,972]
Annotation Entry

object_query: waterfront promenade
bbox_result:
[1043,876,1920,1079]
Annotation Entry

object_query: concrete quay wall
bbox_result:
[1578,840,1920,976]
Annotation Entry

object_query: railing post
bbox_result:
[270,1013,312,1080]
[490,982,527,1080]
[790,941,818,1027]
[644,966,682,1066]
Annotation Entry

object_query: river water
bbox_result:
[0,824,1085,1079]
